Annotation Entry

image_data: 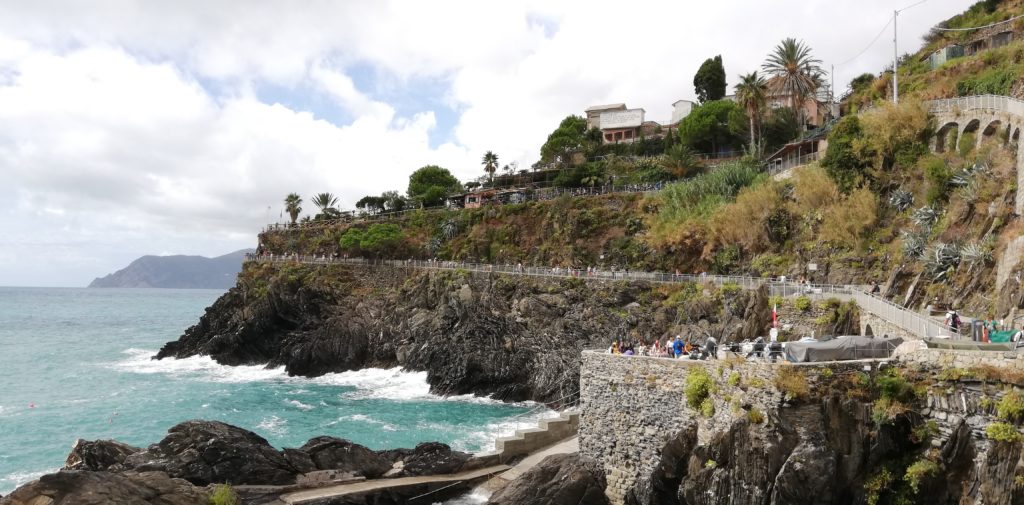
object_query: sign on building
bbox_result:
[599,108,644,129]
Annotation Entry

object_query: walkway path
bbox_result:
[278,465,510,504]
[245,256,961,340]
[494,436,578,484]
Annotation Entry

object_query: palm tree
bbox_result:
[761,38,824,128]
[311,192,339,219]
[660,145,701,179]
[735,71,769,154]
[284,193,302,225]
[482,151,499,182]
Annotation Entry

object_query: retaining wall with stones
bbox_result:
[578,351,883,504]
[899,347,1024,371]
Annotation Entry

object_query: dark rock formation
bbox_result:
[89,249,253,289]
[384,442,470,477]
[63,438,141,471]
[488,453,609,505]
[0,470,209,505]
[156,264,773,402]
[300,436,392,478]
[121,420,302,486]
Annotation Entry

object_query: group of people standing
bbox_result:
[607,335,713,359]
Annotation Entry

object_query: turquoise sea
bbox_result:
[0,287,545,495]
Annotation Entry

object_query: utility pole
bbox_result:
[893,9,899,104]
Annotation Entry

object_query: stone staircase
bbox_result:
[491,411,580,462]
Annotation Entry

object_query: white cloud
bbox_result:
[0,0,974,285]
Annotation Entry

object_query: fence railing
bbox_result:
[927,94,1024,117]
[766,151,822,176]
[245,255,964,340]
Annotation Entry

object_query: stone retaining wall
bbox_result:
[900,347,1024,370]
[578,351,883,504]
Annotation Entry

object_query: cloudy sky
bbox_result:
[0,0,970,287]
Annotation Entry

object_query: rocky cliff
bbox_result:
[88,249,253,289]
[154,261,812,403]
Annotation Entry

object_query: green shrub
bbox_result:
[727,371,741,387]
[911,420,939,443]
[794,296,812,312]
[700,397,716,417]
[704,459,718,469]
[986,422,1023,442]
[865,468,894,505]
[720,281,741,296]
[958,132,976,157]
[997,391,1024,422]
[921,156,951,204]
[956,67,1017,96]
[209,485,239,505]
[685,368,714,409]
[748,407,765,424]
[775,367,810,402]
[872,397,910,425]
[821,115,868,193]
[904,459,939,494]
[659,160,763,223]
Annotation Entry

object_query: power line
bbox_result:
[836,17,894,66]
[898,0,929,13]
[932,12,1024,31]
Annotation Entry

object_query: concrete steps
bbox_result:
[492,411,579,461]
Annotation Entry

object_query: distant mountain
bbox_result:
[88,249,254,289]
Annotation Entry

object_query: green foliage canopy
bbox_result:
[693,55,727,103]
[408,165,461,207]
[540,115,590,164]
[821,115,869,193]
[677,100,743,155]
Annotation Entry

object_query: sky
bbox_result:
[0,0,972,287]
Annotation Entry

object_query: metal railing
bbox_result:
[927,94,1024,117]
[851,291,960,339]
[766,151,822,176]
[246,255,857,294]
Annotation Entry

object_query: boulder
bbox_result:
[0,470,208,505]
[300,436,392,478]
[392,442,470,476]
[122,420,299,486]
[63,439,141,471]
[488,454,609,505]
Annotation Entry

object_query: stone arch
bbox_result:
[935,121,959,152]
[1013,127,1021,148]
[959,118,982,153]
[980,119,1004,147]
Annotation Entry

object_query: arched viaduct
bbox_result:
[928,95,1024,213]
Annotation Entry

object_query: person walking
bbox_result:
[672,336,684,359]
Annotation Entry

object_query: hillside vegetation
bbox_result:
[848,0,1024,107]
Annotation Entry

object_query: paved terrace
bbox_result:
[245,255,961,340]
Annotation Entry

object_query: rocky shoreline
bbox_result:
[0,420,491,505]
[153,262,783,404]
[1,419,610,505]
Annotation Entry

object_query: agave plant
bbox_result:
[889,189,914,212]
[426,236,443,255]
[924,242,961,281]
[901,230,927,259]
[441,218,460,241]
[912,206,941,228]
[957,179,980,204]
[960,239,994,270]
